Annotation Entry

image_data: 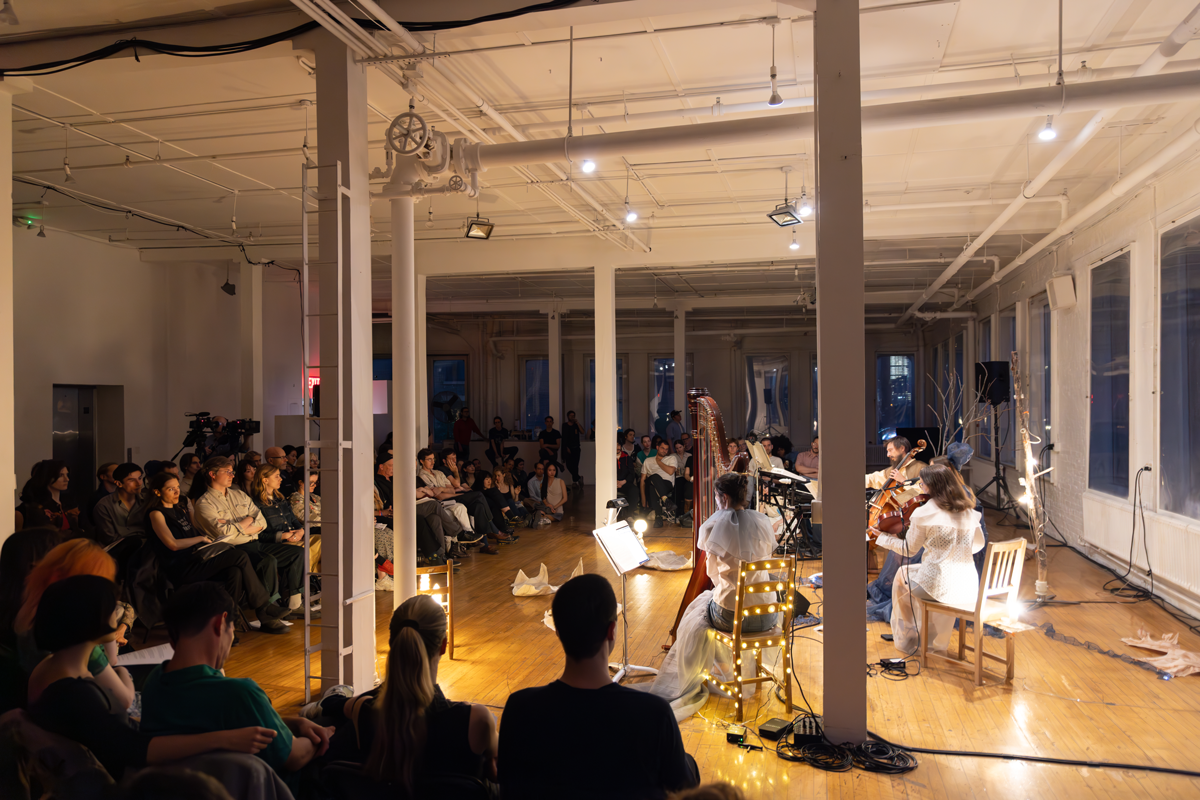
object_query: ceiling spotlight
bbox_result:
[36,224,46,238]
[798,190,813,217]
[0,0,18,25]
[1038,116,1057,141]
[767,20,783,107]
[62,157,76,184]
[463,217,494,239]
[220,280,237,296]
[768,202,801,227]
[581,159,596,174]
[426,206,435,229]
[624,199,638,223]
[789,230,799,250]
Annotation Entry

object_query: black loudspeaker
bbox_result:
[763,387,774,405]
[975,361,1011,406]
[311,384,321,418]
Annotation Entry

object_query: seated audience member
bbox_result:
[374,450,395,520]
[234,459,257,496]
[191,457,304,618]
[637,435,655,466]
[511,458,530,497]
[141,583,332,782]
[145,472,289,634]
[617,443,638,510]
[26,576,276,781]
[524,461,546,508]
[418,449,511,544]
[725,440,739,461]
[179,453,202,497]
[17,460,82,536]
[95,463,148,548]
[0,529,62,713]
[289,472,321,534]
[264,448,298,499]
[537,416,561,465]
[461,459,479,491]
[250,465,320,578]
[487,417,520,467]
[480,472,528,526]
[371,486,398,576]
[301,596,497,791]
[539,464,568,522]
[621,428,638,456]
[494,465,522,505]
[795,437,819,479]
[245,452,263,467]
[673,440,694,518]
[283,445,298,467]
[759,437,784,470]
[453,407,487,462]
[15,540,136,709]
[641,441,679,528]
[500,574,699,799]
[85,462,119,527]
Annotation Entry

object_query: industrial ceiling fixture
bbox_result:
[36,200,46,238]
[767,19,783,107]
[624,166,638,223]
[789,229,799,250]
[767,166,801,227]
[62,125,76,184]
[0,0,18,26]
[220,263,236,296]
[1038,115,1057,141]
[463,194,494,239]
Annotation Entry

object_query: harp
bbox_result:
[666,388,749,646]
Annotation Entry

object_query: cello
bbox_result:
[664,388,748,648]
[866,439,927,544]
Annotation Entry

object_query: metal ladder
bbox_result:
[300,161,352,703]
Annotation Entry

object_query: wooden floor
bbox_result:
[185,493,1200,799]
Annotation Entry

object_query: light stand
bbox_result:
[974,404,1028,527]
[595,510,659,684]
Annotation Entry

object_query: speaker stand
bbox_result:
[974,405,1029,528]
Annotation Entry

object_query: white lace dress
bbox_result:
[643,509,778,721]
[875,501,985,654]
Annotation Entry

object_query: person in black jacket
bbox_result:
[248,465,310,619]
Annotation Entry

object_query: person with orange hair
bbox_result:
[13,539,135,709]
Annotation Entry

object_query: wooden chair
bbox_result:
[703,557,797,722]
[917,537,1026,686]
[416,562,454,659]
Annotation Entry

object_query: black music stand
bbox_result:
[594,521,658,684]
[975,405,1028,527]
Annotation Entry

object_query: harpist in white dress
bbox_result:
[874,462,985,655]
[645,473,778,721]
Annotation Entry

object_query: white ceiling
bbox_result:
[7,0,1200,318]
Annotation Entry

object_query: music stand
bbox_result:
[593,521,659,684]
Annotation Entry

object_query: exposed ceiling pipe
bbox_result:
[484,324,899,341]
[457,71,1200,171]
[865,196,1067,215]
[960,114,1200,306]
[897,1,1200,325]
[351,0,651,254]
[485,59,1200,137]
[914,311,976,320]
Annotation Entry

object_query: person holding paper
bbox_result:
[144,472,289,634]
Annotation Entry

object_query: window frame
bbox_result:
[427,355,469,445]
[874,352,917,440]
[520,356,550,434]
[1027,292,1055,484]
[1085,247,1133,501]
[998,307,1018,467]
[648,354,693,434]
[584,353,629,436]
[744,354,791,439]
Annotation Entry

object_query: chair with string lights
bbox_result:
[414,562,454,659]
[917,537,1028,686]
[703,557,797,723]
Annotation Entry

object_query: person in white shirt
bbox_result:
[640,442,678,528]
[760,437,784,470]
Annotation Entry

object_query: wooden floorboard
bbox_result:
[135,494,1200,798]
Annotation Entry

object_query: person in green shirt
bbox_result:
[140,582,333,777]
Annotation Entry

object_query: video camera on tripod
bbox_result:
[174,412,261,460]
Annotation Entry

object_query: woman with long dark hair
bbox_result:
[17,460,82,535]
[539,463,568,522]
[874,461,985,655]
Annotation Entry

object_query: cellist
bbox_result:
[866,436,923,500]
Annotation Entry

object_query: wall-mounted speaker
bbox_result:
[1047,275,1076,310]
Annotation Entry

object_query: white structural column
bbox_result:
[314,32,376,692]
[594,265,618,526]
[416,274,428,449]
[391,192,418,605]
[548,308,562,425]
[674,308,687,429]
[0,78,31,552]
[814,0,867,743]
[239,259,264,450]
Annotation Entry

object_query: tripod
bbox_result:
[975,405,1028,527]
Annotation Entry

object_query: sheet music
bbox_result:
[116,643,174,667]
[198,532,239,549]
[593,521,650,576]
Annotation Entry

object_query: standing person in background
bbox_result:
[562,410,585,488]
[85,463,119,528]
[537,416,561,465]
[486,417,519,467]
[453,408,486,462]
[665,410,685,446]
